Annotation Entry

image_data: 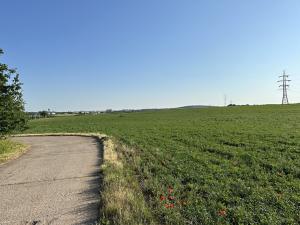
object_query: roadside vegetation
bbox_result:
[24,105,300,224]
[0,139,26,163]
[0,48,27,163]
[100,137,157,225]
[0,49,27,136]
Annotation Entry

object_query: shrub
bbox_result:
[0,49,27,136]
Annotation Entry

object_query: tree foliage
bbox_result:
[39,111,48,118]
[0,49,27,136]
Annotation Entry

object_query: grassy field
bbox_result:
[0,139,26,163]
[24,105,300,224]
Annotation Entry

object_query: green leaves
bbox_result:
[0,49,27,136]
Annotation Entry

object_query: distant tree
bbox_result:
[39,111,48,118]
[0,49,27,136]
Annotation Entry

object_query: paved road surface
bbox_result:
[0,136,102,225]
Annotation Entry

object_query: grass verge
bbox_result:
[14,133,156,225]
[99,136,157,225]
[0,138,27,164]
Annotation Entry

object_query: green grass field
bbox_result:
[24,105,300,224]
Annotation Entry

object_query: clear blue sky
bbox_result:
[1,0,300,111]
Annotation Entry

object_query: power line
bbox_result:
[278,70,291,104]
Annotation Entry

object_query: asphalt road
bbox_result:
[0,136,102,225]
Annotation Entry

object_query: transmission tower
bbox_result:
[278,70,291,104]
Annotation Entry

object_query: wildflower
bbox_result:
[168,195,175,200]
[160,195,166,201]
[165,203,175,209]
[218,209,227,217]
[168,186,174,194]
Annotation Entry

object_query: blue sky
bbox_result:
[1,0,300,111]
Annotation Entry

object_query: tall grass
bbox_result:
[0,139,25,163]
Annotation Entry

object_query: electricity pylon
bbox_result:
[278,70,291,104]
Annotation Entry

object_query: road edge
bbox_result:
[0,141,30,165]
[13,133,156,225]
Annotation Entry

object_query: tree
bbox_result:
[39,111,48,118]
[0,49,27,136]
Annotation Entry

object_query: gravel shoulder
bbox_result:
[0,136,102,225]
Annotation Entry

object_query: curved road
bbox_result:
[0,136,102,225]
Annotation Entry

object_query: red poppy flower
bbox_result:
[165,203,175,209]
[168,196,175,200]
[160,195,166,201]
[218,209,227,217]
